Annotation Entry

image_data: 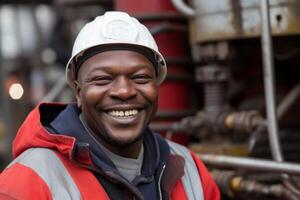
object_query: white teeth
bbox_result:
[108,109,139,117]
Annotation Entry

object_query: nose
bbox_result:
[109,76,137,100]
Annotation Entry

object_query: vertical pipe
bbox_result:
[171,0,195,17]
[261,2,300,195]
[260,0,283,162]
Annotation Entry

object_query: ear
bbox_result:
[74,81,82,108]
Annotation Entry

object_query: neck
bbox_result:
[100,139,143,159]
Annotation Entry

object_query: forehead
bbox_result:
[78,50,155,77]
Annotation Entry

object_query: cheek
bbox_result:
[81,87,107,108]
[144,86,158,122]
[139,84,158,106]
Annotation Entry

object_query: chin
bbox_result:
[100,126,145,147]
[106,133,144,147]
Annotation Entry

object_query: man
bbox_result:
[0,11,220,200]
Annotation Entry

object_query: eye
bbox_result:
[91,75,113,86]
[132,74,153,84]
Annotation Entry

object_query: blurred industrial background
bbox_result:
[1,0,300,199]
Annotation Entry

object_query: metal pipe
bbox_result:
[212,170,298,200]
[277,83,300,120]
[199,154,300,176]
[155,110,196,119]
[41,75,66,102]
[260,0,283,162]
[171,0,195,17]
[248,82,300,153]
[260,3,300,191]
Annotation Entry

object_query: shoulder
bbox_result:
[0,148,81,200]
[167,140,198,168]
[6,148,68,176]
[167,141,220,200]
[9,148,59,166]
[0,148,55,199]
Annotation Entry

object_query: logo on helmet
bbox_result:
[104,20,136,42]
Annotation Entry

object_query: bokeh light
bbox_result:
[8,83,24,100]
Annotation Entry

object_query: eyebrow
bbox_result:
[88,63,155,74]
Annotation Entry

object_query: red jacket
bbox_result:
[0,103,220,200]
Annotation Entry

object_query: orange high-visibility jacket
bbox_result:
[0,103,220,200]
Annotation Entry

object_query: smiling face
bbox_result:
[75,50,158,156]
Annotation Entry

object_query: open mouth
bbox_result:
[107,109,139,118]
[102,105,145,125]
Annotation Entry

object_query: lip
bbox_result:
[103,104,144,112]
[103,109,145,126]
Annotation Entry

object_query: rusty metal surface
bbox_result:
[190,0,300,43]
[212,170,299,200]
[190,143,248,156]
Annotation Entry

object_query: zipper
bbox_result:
[158,164,166,200]
[74,160,144,200]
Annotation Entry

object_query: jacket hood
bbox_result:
[13,103,76,158]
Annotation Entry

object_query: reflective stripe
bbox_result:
[167,141,204,200]
[8,148,81,200]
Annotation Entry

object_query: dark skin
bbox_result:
[75,50,158,158]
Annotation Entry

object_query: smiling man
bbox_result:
[75,49,158,158]
[0,11,219,200]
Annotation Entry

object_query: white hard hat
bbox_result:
[66,11,167,88]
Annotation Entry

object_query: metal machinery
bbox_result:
[167,0,300,199]
[1,0,300,199]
